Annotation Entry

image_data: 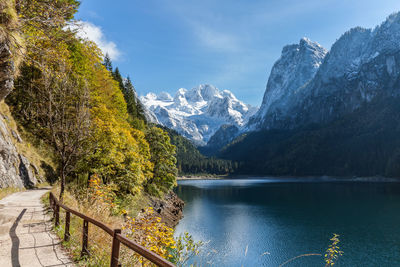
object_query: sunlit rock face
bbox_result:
[0,115,37,188]
[0,29,37,188]
[0,42,14,101]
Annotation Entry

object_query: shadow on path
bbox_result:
[10,208,26,267]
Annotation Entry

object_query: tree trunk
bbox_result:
[59,167,65,201]
[87,172,92,188]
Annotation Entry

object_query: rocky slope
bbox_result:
[200,124,239,156]
[247,12,400,131]
[0,114,37,188]
[0,26,37,188]
[150,191,184,228]
[141,84,257,145]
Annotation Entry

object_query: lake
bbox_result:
[174,178,400,266]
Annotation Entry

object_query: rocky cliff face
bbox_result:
[0,112,37,188]
[247,38,327,130]
[247,12,400,131]
[0,43,14,101]
[0,28,37,188]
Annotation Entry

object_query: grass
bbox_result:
[0,0,24,70]
[42,188,114,266]
[0,187,23,200]
[0,0,18,29]
[42,185,156,267]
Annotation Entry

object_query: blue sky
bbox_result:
[75,0,400,106]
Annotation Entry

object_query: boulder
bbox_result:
[19,154,37,188]
[0,115,36,188]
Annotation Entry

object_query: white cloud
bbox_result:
[72,21,121,61]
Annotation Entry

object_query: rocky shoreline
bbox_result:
[150,191,184,228]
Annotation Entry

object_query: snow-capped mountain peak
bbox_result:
[157,92,173,101]
[141,84,258,145]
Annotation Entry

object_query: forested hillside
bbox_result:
[160,126,238,175]
[219,97,400,177]
[5,0,177,199]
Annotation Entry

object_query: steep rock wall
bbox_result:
[0,113,37,188]
[0,9,37,188]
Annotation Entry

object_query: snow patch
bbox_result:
[141,84,258,145]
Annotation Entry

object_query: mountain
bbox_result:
[219,12,400,177]
[247,37,327,130]
[141,84,257,145]
[199,124,239,156]
[220,96,400,177]
[206,124,239,149]
[247,12,400,131]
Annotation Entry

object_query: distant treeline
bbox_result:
[159,126,239,175]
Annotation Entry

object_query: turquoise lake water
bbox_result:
[174,178,400,266]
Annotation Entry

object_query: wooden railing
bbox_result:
[49,192,176,267]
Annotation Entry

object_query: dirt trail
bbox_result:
[0,188,75,266]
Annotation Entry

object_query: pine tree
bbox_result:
[103,53,113,72]
[123,77,138,116]
[112,67,123,85]
[113,70,147,123]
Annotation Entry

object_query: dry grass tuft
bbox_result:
[0,0,24,75]
[0,0,18,30]
[47,185,149,266]
[0,187,24,200]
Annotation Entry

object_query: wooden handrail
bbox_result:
[57,201,114,236]
[49,192,176,267]
[116,234,175,267]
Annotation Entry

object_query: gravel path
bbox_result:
[0,188,75,267]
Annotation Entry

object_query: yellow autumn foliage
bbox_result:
[87,175,177,265]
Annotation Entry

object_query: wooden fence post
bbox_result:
[64,211,70,242]
[110,229,121,267]
[55,204,60,227]
[49,194,54,218]
[48,193,176,266]
[81,219,89,257]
